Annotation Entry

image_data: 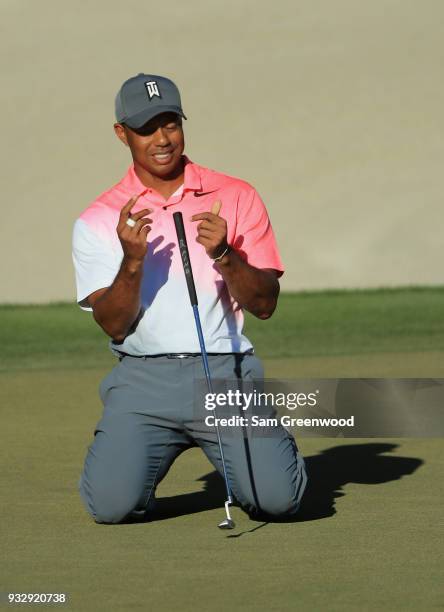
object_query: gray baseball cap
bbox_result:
[115,73,187,129]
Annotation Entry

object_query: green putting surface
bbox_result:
[1,290,444,610]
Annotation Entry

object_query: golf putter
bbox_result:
[173,211,235,530]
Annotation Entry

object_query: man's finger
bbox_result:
[133,218,153,232]
[197,220,217,232]
[131,208,153,222]
[196,229,214,240]
[120,194,142,217]
[211,200,222,216]
[196,235,211,247]
[191,212,223,223]
[140,224,151,239]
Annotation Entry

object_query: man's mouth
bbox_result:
[153,151,174,164]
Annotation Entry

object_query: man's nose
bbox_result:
[152,127,169,145]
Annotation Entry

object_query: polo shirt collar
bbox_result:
[183,156,202,192]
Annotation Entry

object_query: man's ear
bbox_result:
[114,123,129,147]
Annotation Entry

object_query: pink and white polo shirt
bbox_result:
[72,157,284,355]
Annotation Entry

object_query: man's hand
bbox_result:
[87,195,152,342]
[117,195,153,264]
[191,200,228,259]
[191,199,279,319]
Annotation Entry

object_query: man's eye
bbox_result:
[134,126,155,136]
[132,121,178,136]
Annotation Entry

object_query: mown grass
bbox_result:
[2,289,443,610]
[1,286,444,372]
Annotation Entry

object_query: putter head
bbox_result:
[218,517,235,529]
[218,500,235,529]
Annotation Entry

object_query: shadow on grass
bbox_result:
[150,470,226,522]
[122,442,423,525]
[295,442,423,522]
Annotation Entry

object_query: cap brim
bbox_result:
[123,106,187,129]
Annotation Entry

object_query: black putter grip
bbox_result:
[173,212,198,306]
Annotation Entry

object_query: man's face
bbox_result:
[114,112,185,179]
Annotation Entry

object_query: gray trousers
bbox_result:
[79,353,307,524]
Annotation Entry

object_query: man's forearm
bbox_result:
[216,249,280,319]
[92,257,144,342]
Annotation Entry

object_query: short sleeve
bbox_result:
[233,188,284,276]
[72,218,121,311]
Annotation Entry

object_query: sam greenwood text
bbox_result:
[205,415,355,428]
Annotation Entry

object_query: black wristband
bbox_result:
[211,245,231,262]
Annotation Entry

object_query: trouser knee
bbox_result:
[241,491,301,519]
[238,467,308,519]
[78,474,143,524]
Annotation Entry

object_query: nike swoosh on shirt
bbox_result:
[194,190,218,197]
